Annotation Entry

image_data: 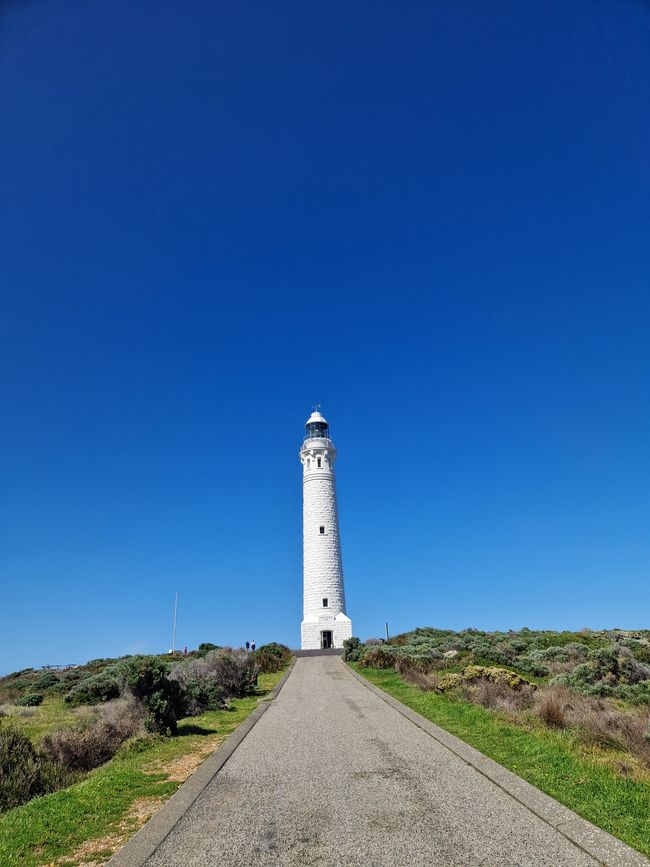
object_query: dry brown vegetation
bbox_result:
[395,662,440,691]
[461,679,535,715]
[421,671,650,769]
[40,697,144,772]
[533,685,650,764]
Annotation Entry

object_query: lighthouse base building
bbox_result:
[301,612,352,652]
[300,410,352,650]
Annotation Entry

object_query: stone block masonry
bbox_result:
[299,411,352,649]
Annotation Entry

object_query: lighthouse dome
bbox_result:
[304,410,330,441]
[305,410,328,426]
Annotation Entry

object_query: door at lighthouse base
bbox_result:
[320,630,333,649]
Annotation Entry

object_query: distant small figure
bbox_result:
[245,640,250,651]
[184,646,188,655]
[251,641,256,652]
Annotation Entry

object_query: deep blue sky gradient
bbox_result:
[1,1,649,673]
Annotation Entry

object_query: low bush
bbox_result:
[395,661,536,697]
[462,679,535,714]
[204,649,259,698]
[515,657,550,677]
[437,666,535,693]
[552,646,650,699]
[122,658,184,736]
[534,686,650,764]
[254,643,291,673]
[618,638,650,664]
[34,671,60,691]
[389,653,650,768]
[343,637,362,662]
[170,649,259,718]
[60,669,82,687]
[196,642,221,657]
[6,679,31,691]
[0,728,77,813]
[396,651,444,673]
[535,687,569,727]
[358,646,396,669]
[616,681,650,705]
[169,659,227,717]
[395,660,440,692]
[353,627,650,705]
[16,694,43,707]
[40,697,144,772]
[64,668,121,706]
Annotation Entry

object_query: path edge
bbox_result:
[107,659,296,867]
[344,660,649,867]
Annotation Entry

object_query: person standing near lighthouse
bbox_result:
[300,410,352,650]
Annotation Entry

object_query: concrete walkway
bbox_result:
[142,657,642,866]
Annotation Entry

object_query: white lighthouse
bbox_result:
[300,410,352,650]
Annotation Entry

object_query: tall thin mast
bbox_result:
[171,593,178,652]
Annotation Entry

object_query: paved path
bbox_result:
[146,657,613,866]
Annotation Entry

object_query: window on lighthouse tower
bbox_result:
[317,457,322,468]
[319,526,325,534]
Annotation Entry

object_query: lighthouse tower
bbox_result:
[300,410,352,650]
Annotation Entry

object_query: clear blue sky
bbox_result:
[1,1,648,674]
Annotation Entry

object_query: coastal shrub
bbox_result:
[528,643,589,664]
[437,666,534,693]
[201,649,259,697]
[516,657,550,678]
[169,659,227,716]
[353,629,650,699]
[551,646,650,699]
[64,668,121,706]
[196,642,220,657]
[34,671,60,691]
[0,728,77,812]
[343,637,362,662]
[616,681,650,705]
[618,638,650,664]
[17,694,43,707]
[122,658,184,735]
[254,643,291,673]
[40,697,144,772]
[534,686,650,763]
[59,669,82,688]
[395,652,444,673]
[358,646,396,670]
[395,661,440,692]
[170,649,259,717]
[462,679,535,714]
[7,679,31,691]
[535,687,569,728]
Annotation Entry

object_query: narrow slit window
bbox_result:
[317,457,322,468]
[319,525,325,534]
[322,598,328,607]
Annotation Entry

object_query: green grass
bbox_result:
[0,671,284,867]
[351,664,650,858]
[1,698,97,743]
